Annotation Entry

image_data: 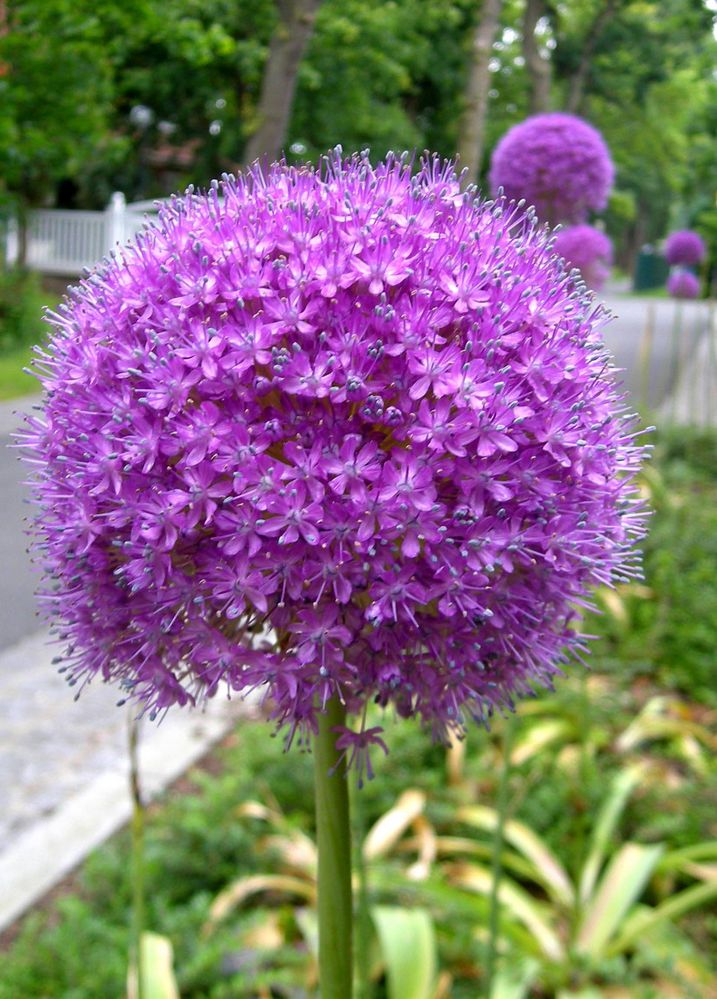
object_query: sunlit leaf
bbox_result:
[260,832,318,876]
[490,957,540,999]
[578,764,644,905]
[203,874,316,936]
[372,906,436,999]
[127,932,180,999]
[406,814,438,881]
[363,789,426,860]
[609,881,717,956]
[576,843,663,957]
[457,805,574,907]
[295,907,319,961]
[657,841,717,874]
[448,861,564,961]
[510,719,575,766]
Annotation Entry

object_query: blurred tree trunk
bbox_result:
[564,0,618,114]
[243,0,323,164]
[522,0,552,114]
[457,0,504,189]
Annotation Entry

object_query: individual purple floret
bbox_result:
[554,224,613,291]
[666,269,701,299]
[664,230,706,267]
[489,113,614,226]
[21,151,646,765]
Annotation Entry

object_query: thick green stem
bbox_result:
[314,695,354,999]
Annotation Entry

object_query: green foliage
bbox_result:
[0,269,46,352]
[0,0,117,205]
[587,426,717,706]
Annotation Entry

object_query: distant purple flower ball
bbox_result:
[664,230,705,267]
[22,152,645,769]
[667,269,701,300]
[489,113,615,226]
[554,224,613,291]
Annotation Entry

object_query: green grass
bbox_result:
[0,267,59,401]
[0,342,38,400]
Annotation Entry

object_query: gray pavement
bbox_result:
[600,293,714,413]
[0,289,714,932]
[0,627,255,930]
[0,395,44,649]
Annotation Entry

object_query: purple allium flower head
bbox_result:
[22,151,645,766]
[489,113,615,226]
[664,230,706,267]
[554,224,613,291]
[666,268,701,300]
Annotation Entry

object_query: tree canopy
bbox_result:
[1,0,716,264]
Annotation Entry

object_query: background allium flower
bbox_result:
[666,268,701,299]
[664,229,706,267]
[489,113,615,226]
[554,224,613,291]
[22,151,645,764]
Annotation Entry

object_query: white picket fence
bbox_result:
[5,193,156,276]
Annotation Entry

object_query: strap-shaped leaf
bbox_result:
[510,719,575,766]
[655,840,717,874]
[576,842,663,958]
[578,764,644,905]
[457,805,574,907]
[449,861,564,961]
[372,905,437,999]
[127,932,180,999]
[608,880,717,957]
[489,957,540,999]
[203,873,316,936]
[363,789,426,860]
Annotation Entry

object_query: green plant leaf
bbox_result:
[510,719,575,766]
[656,840,717,874]
[449,862,564,961]
[608,880,717,957]
[203,874,316,936]
[295,907,319,960]
[127,932,180,999]
[457,805,574,907]
[578,764,644,905]
[372,905,436,999]
[363,789,426,860]
[556,990,605,999]
[576,842,664,958]
[490,957,540,999]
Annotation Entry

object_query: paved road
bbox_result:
[0,292,713,652]
[600,294,712,411]
[0,398,43,649]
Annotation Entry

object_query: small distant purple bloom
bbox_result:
[489,113,614,226]
[554,224,613,290]
[664,230,705,267]
[22,151,646,770]
[666,269,701,300]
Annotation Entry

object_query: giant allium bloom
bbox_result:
[666,268,701,300]
[22,152,645,768]
[664,229,705,267]
[554,224,613,291]
[489,113,614,226]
